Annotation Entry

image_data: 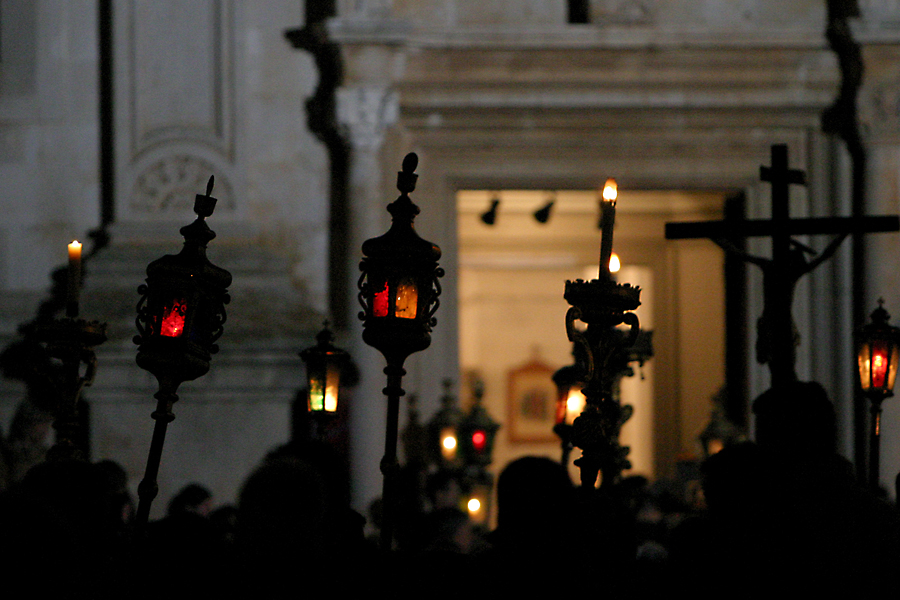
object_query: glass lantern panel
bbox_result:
[859,344,872,391]
[472,429,487,452]
[160,297,188,338]
[394,278,418,319]
[373,280,390,318]
[308,368,325,412]
[324,362,340,412]
[888,344,900,392]
[872,340,891,390]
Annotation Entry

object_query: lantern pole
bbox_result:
[358,153,443,550]
[133,176,232,526]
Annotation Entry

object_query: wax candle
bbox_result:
[599,179,617,277]
[66,240,82,317]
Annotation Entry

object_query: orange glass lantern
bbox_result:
[857,301,900,399]
[358,153,444,551]
[358,153,443,365]
[856,300,900,490]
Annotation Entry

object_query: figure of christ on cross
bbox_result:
[666,144,899,390]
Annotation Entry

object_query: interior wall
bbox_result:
[458,188,727,491]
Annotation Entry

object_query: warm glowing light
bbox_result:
[472,430,487,452]
[609,252,620,273]
[68,240,82,261]
[873,352,888,388]
[394,279,418,319]
[373,280,389,317]
[440,426,458,461]
[66,240,83,317]
[160,299,187,337]
[324,364,339,412]
[602,178,617,202]
[707,439,725,456]
[467,498,481,513]
[566,388,586,424]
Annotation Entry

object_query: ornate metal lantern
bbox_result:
[855,300,900,488]
[428,379,465,468]
[358,152,443,550]
[857,301,900,399]
[300,321,348,415]
[132,176,232,525]
[358,153,443,364]
[457,379,499,469]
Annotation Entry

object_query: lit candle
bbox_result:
[440,427,457,461]
[609,252,621,273]
[66,240,82,317]
[599,179,617,278]
[160,298,187,337]
[394,279,418,319]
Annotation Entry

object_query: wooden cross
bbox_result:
[666,144,899,390]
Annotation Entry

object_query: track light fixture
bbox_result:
[534,192,556,224]
[481,195,500,226]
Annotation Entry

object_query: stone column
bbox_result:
[336,82,403,514]
[859,30,900,494]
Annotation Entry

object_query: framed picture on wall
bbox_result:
[507,357,557,442]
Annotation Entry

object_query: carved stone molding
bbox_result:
[336,85,399,150]
[131,154,234,215]
[590,0,655,25]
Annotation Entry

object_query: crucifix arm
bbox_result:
[711,237,770,268]
[797,232,849,276]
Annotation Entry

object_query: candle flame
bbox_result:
[609,252,621,273]
[602,178,618,202]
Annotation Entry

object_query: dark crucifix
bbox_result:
[666,144,899,390]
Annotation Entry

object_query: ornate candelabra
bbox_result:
[34,251,108,461]
[358,152,443,550]
[564,179,641,489]
[132,176,232,525]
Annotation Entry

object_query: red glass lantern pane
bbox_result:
[872,340,890,389]
[160,298,187,338]
[373,281,390,317]
[472,430,487,452]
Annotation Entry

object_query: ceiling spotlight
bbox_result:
[534,192,556,224]
[481,196,500,226]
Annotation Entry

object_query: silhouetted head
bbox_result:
[753,380,836,459]
[496,456,572,533]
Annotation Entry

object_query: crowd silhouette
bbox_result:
[1,381,899,598]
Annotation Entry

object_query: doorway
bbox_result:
[457,187,728,484]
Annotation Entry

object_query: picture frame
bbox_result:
[506,357,557,442]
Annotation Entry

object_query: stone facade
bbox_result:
[1,1,900,516]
